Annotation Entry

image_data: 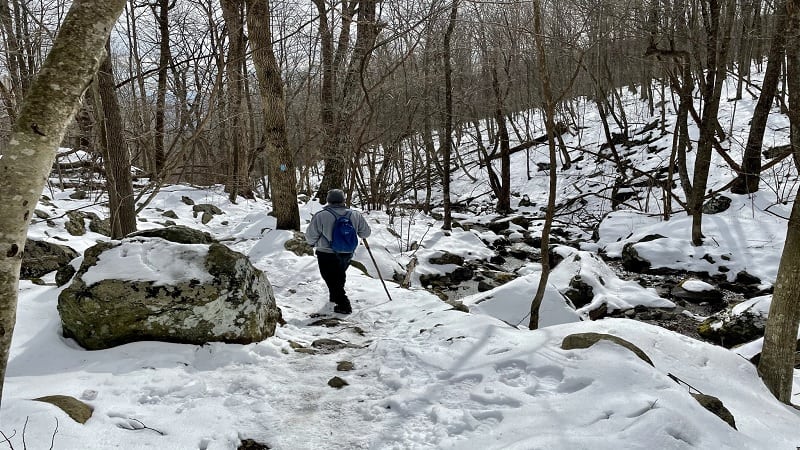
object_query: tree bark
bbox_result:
[758,0,800,405]
[0,0,126,407]
[732,1,788,194]
[689,0,735,246]
[491,60,512,214]
[529,0,558,330]
[441,0,458,230]
[246,0,300,230]
[95,39,137,238]
[152,0,171,178]
[221,0,251,202]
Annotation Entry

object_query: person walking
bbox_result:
[305,189,371,314]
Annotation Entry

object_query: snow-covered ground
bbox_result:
[1,182,798,449]
[3,69,800,448]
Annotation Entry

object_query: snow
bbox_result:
[3,68,800,448]
[81,239,213,287]
[681,279,715,293]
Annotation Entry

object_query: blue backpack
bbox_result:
[326,209,359,253]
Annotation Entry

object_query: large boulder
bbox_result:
[58,227,282,350]
[21,239,79,280]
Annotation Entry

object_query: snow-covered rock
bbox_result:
[58,226,282,350]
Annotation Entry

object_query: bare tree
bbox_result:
[0,0,126,407]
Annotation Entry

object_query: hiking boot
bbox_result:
[333,304,352,314]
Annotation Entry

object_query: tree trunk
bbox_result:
[221,0,250,202]
[246,0,300,230]
[152,0,171,178]
[95,39,137,238]
[689,0,735,246]
[441,0,458,230]
[313,0,354,202]
[732,1,788,194]
[491,61,511,214]
[0,0,126,407]
[758,1,800,403]
[529,0,558,330]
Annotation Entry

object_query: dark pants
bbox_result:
[316,251,353,307]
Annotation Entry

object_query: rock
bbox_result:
[34,209,49,219]
[69,190,87,200]
[588,303,608,320]
[285,231,314,256]
[58,234,281,350]
[162,210,179,219]
[621,234,666,273]
[337,361,354,371]
[445,299,469,312]
[450,267,473,282]
[87,214,111,237]
[698,302,766,348]
[181,196,195,205]
[477,280,495,292]
[518,194,532,207]
[429,251,465,266]
[193,204,223,218]
[564,275,594,308]
[509,243,537,261]
[33,395,93,424]
[734,271,761,285]
[622,243,649,272]
[64,211,111,237]
[561,332,653,366]
[312,339,354,352]
[328,376,349,389]
[129,225,216,244]
[702,195,732,214]
[238,438,271,450]
[487,220,510,234]
[671,278,724,304]
[691,393,736,429]
[55,264,77,287]
[20,239,79,280]
[510,215,532,229]
[65,211,87,236]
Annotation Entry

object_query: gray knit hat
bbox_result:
[326,189,346,205]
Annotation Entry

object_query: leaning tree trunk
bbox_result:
[0,0,126,407]
[758,0,800,405]
[95,39,137,238]
[732,1,788,195]
[246,0,300,230]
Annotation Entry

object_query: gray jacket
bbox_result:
[305,205,371,253]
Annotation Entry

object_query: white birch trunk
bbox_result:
[0,0,126,406]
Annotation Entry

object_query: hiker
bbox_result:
[305,189,371,314]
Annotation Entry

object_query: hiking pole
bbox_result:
[363,238,393,301]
